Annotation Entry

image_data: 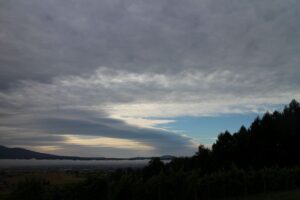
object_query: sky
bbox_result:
[0,0,300,157]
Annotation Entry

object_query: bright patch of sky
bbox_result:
[1,0,299,157]
[155,104,285,146]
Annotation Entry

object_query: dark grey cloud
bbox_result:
[0,108,196,157]
[1,0,299,87]
[0,0,300,156]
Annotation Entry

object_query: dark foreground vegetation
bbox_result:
[1,100,300,200]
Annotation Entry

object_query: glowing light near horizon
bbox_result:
[64,135,155,151]
[22,145,62,153]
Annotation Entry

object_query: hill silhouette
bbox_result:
[0,145,86,160]
[0,145,173,160]
[2,100,300,200]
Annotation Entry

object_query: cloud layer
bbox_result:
[0,0,300,156]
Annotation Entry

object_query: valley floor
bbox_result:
[225,189,300,200]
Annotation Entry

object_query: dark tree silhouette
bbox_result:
[5,100,300,200]
[211,99,300,168]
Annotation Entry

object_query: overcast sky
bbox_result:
[0,0,300,157]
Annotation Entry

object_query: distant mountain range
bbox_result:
[0,145,174,160]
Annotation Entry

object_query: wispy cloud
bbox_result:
[0,0,299,156]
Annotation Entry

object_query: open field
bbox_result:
[0,170,86,199]
[226,189,300,200]
[1,169,300,200]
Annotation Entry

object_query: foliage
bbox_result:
[211,99,300,168]
[6,167,300,200]
[6,100,300,200]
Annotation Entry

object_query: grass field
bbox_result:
[226,189,300,200]
[0,171,85,199]
[1,171,300,200]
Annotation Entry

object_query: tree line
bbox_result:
[6,100,300,200]
[169,99,300,171]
